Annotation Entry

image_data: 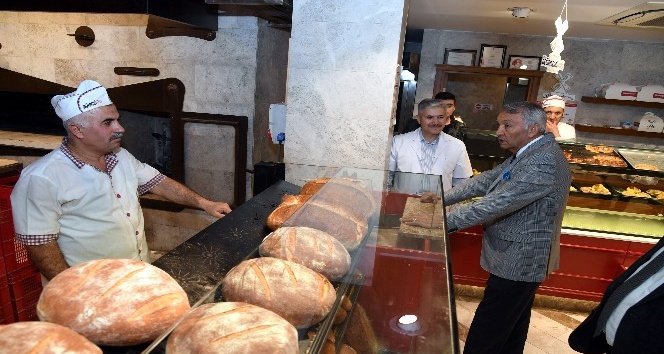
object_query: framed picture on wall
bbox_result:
[507,55,542,70]
[478,44,507,68]
[443,48,477,66]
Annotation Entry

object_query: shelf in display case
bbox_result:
[562,206,663,238]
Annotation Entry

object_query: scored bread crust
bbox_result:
[283,201,368,251]
[166,302,298,354]
[259,226,351,281]
[221,257,335,329]
[37,259,191,346]
[0,321,102,354]
[300,178,331,195]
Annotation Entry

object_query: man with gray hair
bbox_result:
[11,79,232,280]
[389,98,473,195]
[445,101,571,354]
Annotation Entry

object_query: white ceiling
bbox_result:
[407,0,664,42]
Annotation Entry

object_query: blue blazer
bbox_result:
[445,133,571,282]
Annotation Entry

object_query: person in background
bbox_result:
[568,236,664,354]
[389,98,473,194]
[542,95,576,141]
[10,80,232,280]
[444,101,571,354]
[434,91,468,143]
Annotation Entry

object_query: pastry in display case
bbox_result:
[465,130,663,238]
[132,167,461,354]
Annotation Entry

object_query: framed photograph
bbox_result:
[443,48,477,66]
[507,55,542,70]
[478,44,507,68]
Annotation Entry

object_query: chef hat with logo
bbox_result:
[51,80,113,121]
[541,95,566,109]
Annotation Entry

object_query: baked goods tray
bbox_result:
[562,144,628,168]
[610,186,664,205]
[570,182,664,205]
[569,182,616,200]
[616,148,664,171]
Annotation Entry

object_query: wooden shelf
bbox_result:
[575,124,664,138]
[581,96,664,109]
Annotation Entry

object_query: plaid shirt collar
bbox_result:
[418,128,440,146]
[60,137,119,172]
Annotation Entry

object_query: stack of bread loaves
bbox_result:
[36,259,191,346]
[267,177,376,250]
[215,177,375,352]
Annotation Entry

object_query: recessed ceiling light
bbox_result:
[509,7,533,18]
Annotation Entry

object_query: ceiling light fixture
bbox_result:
[509,7,532,18]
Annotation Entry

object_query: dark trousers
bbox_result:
[463,274,541,354]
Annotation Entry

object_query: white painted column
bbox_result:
[284,0,410,184]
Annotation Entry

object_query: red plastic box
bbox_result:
[8,265,42,322]
[0,273,14,324]
[0,184,33,273]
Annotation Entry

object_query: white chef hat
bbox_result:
[51,80,113,121]
[541,95,566,109]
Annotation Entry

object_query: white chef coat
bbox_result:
[11,145,163,266]
[389,128,473,194]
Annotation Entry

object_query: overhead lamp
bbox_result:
[509,7,532,18]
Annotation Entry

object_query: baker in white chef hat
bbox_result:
[51,80,113,122]
[541,95,576,141]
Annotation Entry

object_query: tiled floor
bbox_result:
[455,292,593,354]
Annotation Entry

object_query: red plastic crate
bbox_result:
[8,265,42,322]
[0,274,14,324]
[0,184,33,273]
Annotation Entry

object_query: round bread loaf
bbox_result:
[259,226,351,281]
[166,302,298,354]
[283,201,368,250]
[300,178,330,195]
[312,178,376,218]
[222,257,335,328]
[37,258,190,346]
[266,203,302,230]
[0,321,102,354]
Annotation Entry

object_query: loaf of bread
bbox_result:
[283,201,368,250]
[266,194,311,231]
[259,226,351,281]
[222,257,335,328]
[322,342,358,354]
[300,177,330,195]
[311,178,376,219]
[37,258,190,346]
[0,321,102,354]
[344,304,379,354]
[166,302,298,354]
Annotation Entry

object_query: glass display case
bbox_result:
[134,166,459,354]
[466,130,664,239]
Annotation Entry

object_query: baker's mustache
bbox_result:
[110,133,124,140]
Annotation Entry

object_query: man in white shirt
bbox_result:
[389,98,473,195]
[542,95,576,141]
[11,80,232,280]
